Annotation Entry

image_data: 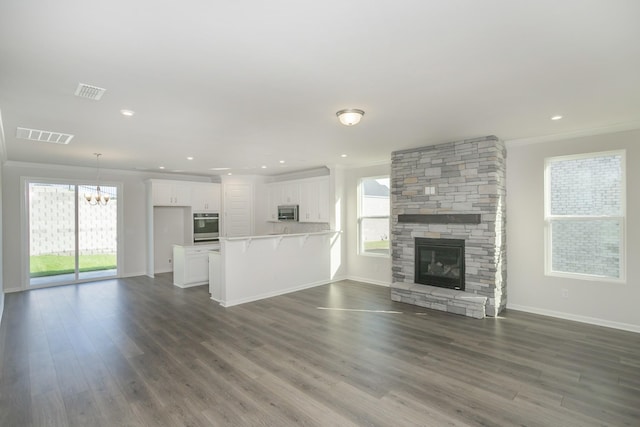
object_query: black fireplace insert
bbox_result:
[415,238,465,290]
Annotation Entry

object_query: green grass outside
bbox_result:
[30,254,116,278]
[364,240,389,250]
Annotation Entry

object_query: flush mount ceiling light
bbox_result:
[85,153,110,206]
[336,109,365,126]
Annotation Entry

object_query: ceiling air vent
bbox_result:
[74,83,106,100]
[16,127,74,144]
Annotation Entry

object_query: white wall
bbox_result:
[0,157,4,323]
[345,164,392,286]
[153,206,188,273]
[330,166,348,281]
[507,129,640,332]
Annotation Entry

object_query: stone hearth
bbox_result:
[391,283,487,319]
[390,136,507,318]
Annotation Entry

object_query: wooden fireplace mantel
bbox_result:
[397,214,481,224]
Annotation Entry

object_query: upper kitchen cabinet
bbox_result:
[280,182,300,205]
[266,181,300,221]
[299,177,330,223]
[191,183,221,212]
[266,185,279,221]
[150,179,192,206]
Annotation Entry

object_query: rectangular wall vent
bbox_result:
[74,83,106,100]
[16,127,74,144]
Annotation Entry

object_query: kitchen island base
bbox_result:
[211,231,340,306]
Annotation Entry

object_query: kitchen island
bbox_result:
[173,242,220,288]
[209,231,340,307]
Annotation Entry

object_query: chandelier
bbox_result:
[85,153,110,205]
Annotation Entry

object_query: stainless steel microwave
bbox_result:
[277,205,299,221]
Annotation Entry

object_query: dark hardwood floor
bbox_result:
[1,275,639,426]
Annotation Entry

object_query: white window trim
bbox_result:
[357,175,390,258]
[543,150,626,283]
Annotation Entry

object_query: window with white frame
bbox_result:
[544,150,625,281]
[358,176,390,256]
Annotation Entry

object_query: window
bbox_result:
[544,151,625,281]
[358,176,390,256]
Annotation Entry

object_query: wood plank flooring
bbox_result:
[1,275,639,426]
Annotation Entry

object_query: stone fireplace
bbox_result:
[390,136,507,318]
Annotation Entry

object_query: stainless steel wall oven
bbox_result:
[193,212,219,242]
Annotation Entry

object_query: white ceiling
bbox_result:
[1,0,639,176]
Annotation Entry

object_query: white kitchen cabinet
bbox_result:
[173,243,219,288]
[266,181,301,221]
[191,183,221,212]
[299,177,330,223]
[151,180,192,206]
[266,185,280,221]
[280,182,300,205]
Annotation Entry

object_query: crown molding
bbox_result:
[505,120,640,147]
[2,160,214,182]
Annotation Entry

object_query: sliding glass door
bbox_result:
[28,181,118,287]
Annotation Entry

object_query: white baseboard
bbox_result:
[507,303,640,333]
[221,279,329,307]
[120,271,147,278]
[328,274,348,283]
[345,275,391,287]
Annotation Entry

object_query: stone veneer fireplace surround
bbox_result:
[390,136,507,318]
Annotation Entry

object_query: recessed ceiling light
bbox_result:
[279,160,285,164]
[341,154,348,158]
[261,165,267,169]
[209,167,230,171]
[551,115,563,121]
[187,156,194,160]
[120,109,135,117]
[227,172,232,175]
[159,166,165,169]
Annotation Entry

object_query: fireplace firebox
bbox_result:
[415,238,465,290]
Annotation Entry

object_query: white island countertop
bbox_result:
[220,230,338,242]
[173,242,220,249]
[211,230,341,307]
